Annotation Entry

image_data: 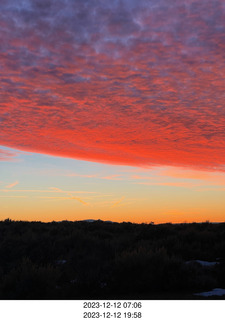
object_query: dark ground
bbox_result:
[0,219,225,299]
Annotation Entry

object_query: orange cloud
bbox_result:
[0,189,97,194]
[5,181,19,189]
[101,175,122,180]
[66,173,98,178]
[0,195,26,198]
[69,196,88,206]
[111,196,125,208]
[131,175,156,180]
[39,195,88,205]
[135,182,198,188]
[159,168,225,186]
[49,187,63,192]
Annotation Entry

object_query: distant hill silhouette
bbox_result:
[80,219,114,223]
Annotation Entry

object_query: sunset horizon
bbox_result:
[1,144,225,224]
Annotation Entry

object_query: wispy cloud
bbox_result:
[49,187,63,192]
[5,181,19,189]
[66,173,122,180]
[131,175,157,180]
[131,167,225,187]
[69,195,88,205]
[0,188,97,194]
[101,175,122,180]
[1,186,90,205]
[66,173,98,178]
[0,195,27,198]
[158,168,225,186]
[135,182,200,188]
[0,149,19,162]
[111,196,125,208]
[38,195,88,205]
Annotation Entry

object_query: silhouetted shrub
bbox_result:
[0,220,224,299]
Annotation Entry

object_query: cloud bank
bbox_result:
[0,0,225,170]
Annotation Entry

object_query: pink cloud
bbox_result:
[0,149,18,162]
[66,173,98,178]
[159,168,225,185]
[5,181,19,189]
[136,182,198,188]
[101,175,122,180]
[0,0,224,171]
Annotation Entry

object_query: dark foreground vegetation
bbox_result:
[0,219,225,299]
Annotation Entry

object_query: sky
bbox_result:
[0,0,225,223]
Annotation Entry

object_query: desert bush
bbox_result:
[0,258,59,299]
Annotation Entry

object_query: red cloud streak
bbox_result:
[0,0,225,170]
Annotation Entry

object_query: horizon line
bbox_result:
[1,218,224,226]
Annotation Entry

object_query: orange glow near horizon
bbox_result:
[1,150,225,224]
[1,205,225,225]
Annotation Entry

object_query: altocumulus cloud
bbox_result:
[0,0,225,171]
